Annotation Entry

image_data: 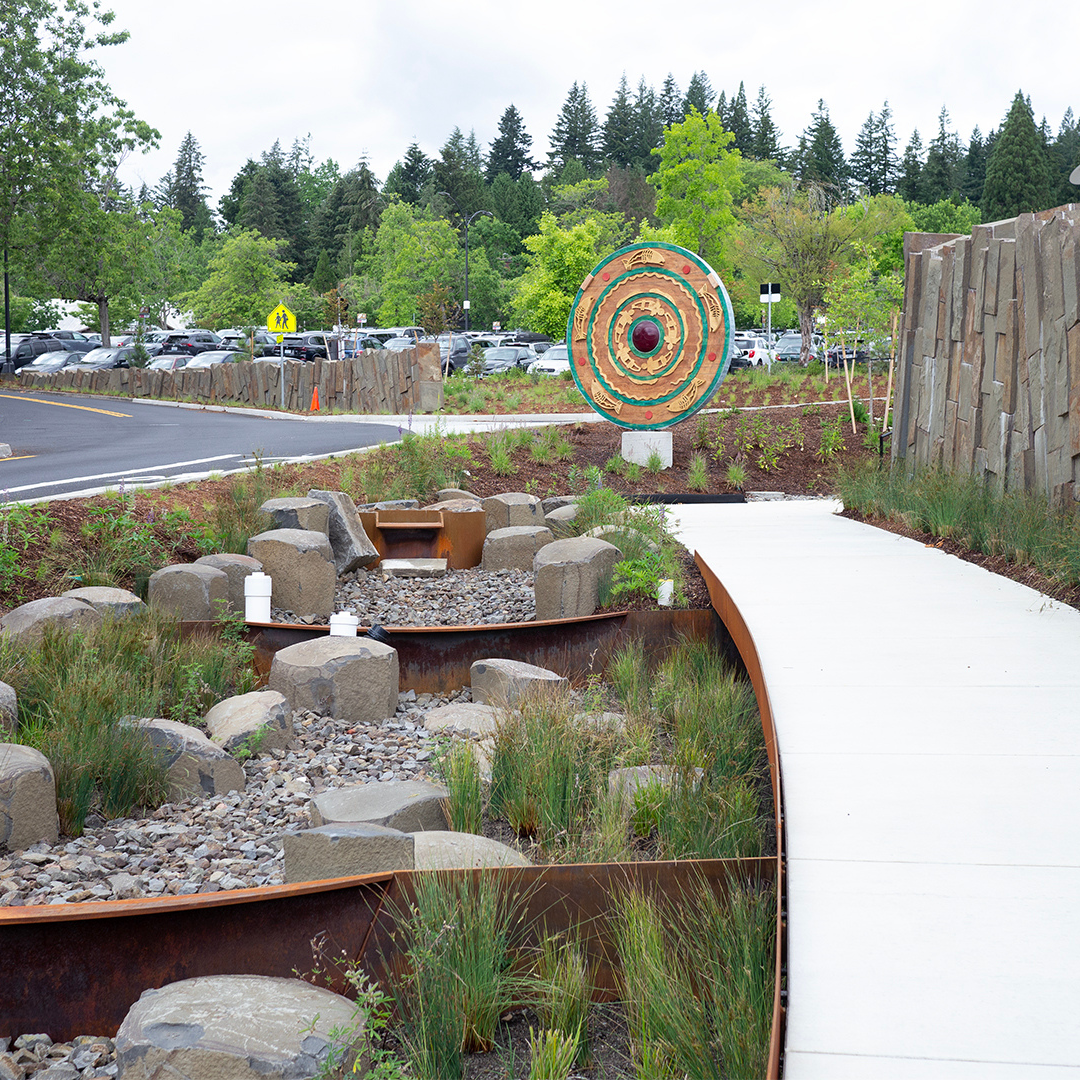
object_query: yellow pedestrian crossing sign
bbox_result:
[267,304,296,334]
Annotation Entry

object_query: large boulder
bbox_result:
[283,822,414,883]
[268,637,398,724]
[115,974,361,1080]
[533,537,621,620]
[543,503,580,537]
[204,690,292,753]
[0,597,102,644]
[306,490,379,573]
[470,658,568,706]
[435,488,478,503]
[193,553,264,615]
[258,497,330,534]
[411,831,532,871]
[481,492,543,532]
[126,719,245,800]
[246,529,336,619]
[0,744,58,852]
[61,586,146,619]
[0,681,16,737]
[147,564,229,622]
[310,779,448,832]
[481,525,554,571]
[422,701,500,739]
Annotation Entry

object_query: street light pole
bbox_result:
[438,192,492,333]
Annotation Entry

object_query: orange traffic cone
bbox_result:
[310,386,320,412]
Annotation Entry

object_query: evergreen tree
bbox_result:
[435,128,488,213]
[982,91,1053,220]
[158,132,213,239]
[603,74,636,168]
[727,82,754,155]
[961,127,988,205]
[237,167,283,241]
[465,129,484,173]
[383,143,432,205]
[682,71,714,117]
[922,107,964,203]
[631,77,664,172]
[310,249,335,293]
[311,160,381,270]
[898,129,924,202]
[659,73,682,127]
[715,90,728,129]
[849,103,897,195]
[796,100,847,189]
[548,82,602,174]
[1050,109,1080,204]
[751,85,784,162]
[485,104,537,182]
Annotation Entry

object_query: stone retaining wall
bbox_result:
[893,203,1080,501]
[19,344,444,414]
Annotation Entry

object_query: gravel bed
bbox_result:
[0,689,472,908]
[1,1033,116,1079]
[271,566,536,626]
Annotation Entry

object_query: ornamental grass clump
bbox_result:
[533,930,593,1067]
[615,877,775,1080]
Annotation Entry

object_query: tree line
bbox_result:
[3,2,1077,348]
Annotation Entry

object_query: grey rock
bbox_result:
[411,830,532,870]
[0,682,15,738]
[306,490,379,573]
[481,492,543,532]
[533,537,620,620]
[147,564,229,622]
[0,597,102,645]
[470,658,568,706]
[124,719,245,801]
[193,554,264,615]
[204,691,292,753]
[114,974,361,1079]
[258,497,330,534]
[268,637,398,724]
[356,499,420,511]
[543,503,580,537]
[283,822,414,883]
[423,702,501,739]
[541,495,579,515]
[481,526,554,572]
[60,587,145,619]
[435,488,478,503]
[310,779,449,833]
[246,529,336,620]
[0,744,58,852]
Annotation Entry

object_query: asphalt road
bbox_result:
[0,390,404,503]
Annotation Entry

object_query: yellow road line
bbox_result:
[0,454,36,462]
[0,393,131,418]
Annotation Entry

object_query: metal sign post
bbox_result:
[760,283,781,348]
[267,305,296,410]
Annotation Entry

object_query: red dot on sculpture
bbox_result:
[631,320,661,353]
[602,272,610,281]
[681,264,691,274]
[577,356,586,365]
[708,351,717,362]
[645,410,654,420]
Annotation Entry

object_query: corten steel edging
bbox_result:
[0,860,775,1043]
[0,874,394,1040]
[694,550,787,1080]
[235,607,725,693]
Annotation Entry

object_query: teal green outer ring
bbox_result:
[567,242,734,430]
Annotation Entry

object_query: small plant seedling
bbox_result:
[645,450,664,475]
[686,453,709,491]
[726,461,748,490]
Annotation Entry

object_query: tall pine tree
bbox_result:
[796,100,847,190]
[982,91,1053,220]
[682,71,715,117]
[659,74,682,127]
[961,128,988,205]
[849,103,898,195]
[751,85,784,162]
[603,74,637,168]
[898,130,924,202]
[631,77,664,172]
[726,82,754,155]
[383,143,432,205]
[922,107,964,203]
[1050,109,1080,204]
[485,104,537,181]
[158,132,212,239]
[548,82,602,174]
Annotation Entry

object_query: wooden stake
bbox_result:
[882,307,898,434]
[842,330,857,434]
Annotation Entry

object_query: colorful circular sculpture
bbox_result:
[567,242,735,430]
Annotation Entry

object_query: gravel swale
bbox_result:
[0,690,471,908]
[272,566,535,626]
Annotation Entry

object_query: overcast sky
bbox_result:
[99,0,1079,206]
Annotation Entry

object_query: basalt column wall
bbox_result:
[893,204,1080,502]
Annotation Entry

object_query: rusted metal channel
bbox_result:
[694,550,787,1080]
[239,607,728,692]
[0,860,774,1043]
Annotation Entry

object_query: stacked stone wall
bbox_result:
[893,204,1080,501]
[19,344,443,414]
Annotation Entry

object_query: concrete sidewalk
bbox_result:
[672,500,1080,1078]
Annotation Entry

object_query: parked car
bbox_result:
[184,350,238,369]
[219,328,279,356]
[159,330,225,356]
[29,329,93,343]
[147,354,192,371]
[730,334,776,368]
[826,342,869,365]
[66,346,138,370]
[527,344,571,376]
[774,332,823,363]
[436,333,472,374]
[480,344,538,376]
[21,349,76,375]
[341,335,385,357]
[381,337,420,353]
[279,332,330,361]
[8,336,95,371]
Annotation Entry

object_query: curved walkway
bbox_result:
[673,499,1080,1078]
